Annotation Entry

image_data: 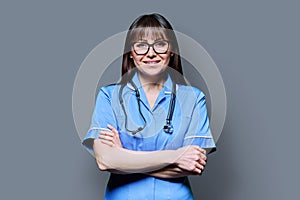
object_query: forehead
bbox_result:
[130,27,168,41]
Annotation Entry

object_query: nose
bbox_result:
[147,46,156,58]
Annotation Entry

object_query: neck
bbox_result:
[137,72,167,92]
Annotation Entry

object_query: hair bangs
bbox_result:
[129,26,168,42]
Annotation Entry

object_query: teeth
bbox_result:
[146,62,158,64]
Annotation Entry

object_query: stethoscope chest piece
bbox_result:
[163,124,174,134]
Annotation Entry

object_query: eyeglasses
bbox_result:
[132,40,169,55]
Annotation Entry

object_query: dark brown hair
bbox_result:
[120,13,186,85]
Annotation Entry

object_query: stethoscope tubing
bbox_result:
[118,77,176,134]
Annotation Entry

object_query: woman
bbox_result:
[83,13,216,200]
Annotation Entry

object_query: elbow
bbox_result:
[96,157,109,171]
[93,139,118,171]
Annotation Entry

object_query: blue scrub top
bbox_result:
[83,72,216,200]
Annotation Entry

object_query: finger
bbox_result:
[198,159,206,166]
[100,131,114,137]
[101,130,119,142]
[194,168,202,174]
[199,148,206,155]
[187,145,198,151]
[192,146,207,157]
[100,139,114,147]
[199,164,205,174]
[98,131,106,137]
[195,162,205,171]
[99,130,113,136]
[199,153,207,161]
[107,124,119,136]
[99,134,114,141]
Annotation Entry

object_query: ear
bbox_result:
[130,54,133,58]
[171,53,174,56]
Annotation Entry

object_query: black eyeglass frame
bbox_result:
[131,40,170,55]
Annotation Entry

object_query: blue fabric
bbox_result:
[83,72,216,200]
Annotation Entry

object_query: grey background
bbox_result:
[1,0,299,199]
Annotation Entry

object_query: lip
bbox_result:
[143,60,161,64]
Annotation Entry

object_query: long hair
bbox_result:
[120,13,186,85]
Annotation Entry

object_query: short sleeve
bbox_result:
[183,90,216,153]
[82,87,117,154]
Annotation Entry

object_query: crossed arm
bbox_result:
[93,125,207,179]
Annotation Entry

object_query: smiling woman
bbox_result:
[82,13,216,200]
[131,38,171,85]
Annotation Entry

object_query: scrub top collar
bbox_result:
[126,72,174,94]
[126,72,174,111]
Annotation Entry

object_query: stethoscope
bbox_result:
[118,77,176,135]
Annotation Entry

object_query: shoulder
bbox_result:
[177,84,205,100]
[98,84,120,96]
[95,84,122,102]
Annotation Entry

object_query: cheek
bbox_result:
[162,55,171,65]
[132,56,143,65]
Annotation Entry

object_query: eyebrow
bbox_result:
[136,38,166,42]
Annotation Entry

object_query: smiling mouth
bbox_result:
[143,60,160,64]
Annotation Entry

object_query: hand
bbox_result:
[174,145,207,175]
[98,125,122,148]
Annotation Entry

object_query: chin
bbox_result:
[140,67,167,77]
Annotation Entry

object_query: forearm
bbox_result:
[108,165,198,178]
[93,139,180,173]
[145,165,198,178]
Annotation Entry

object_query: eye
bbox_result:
[135,43,148,48]
[155,41,168,47]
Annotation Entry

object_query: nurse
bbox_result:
[83,13,216,200]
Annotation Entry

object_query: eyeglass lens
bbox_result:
[133,40,169,55]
